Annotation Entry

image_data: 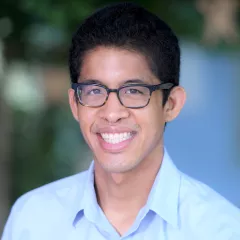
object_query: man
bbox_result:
[2,2,240,240]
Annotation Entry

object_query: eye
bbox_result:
[88,88,102,95]
[125,88,144,94]
[82,86,105,95]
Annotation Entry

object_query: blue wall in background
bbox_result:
[165,43,240,207]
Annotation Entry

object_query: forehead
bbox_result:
[80,46,157,85]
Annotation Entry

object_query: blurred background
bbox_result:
[0,0,240,235]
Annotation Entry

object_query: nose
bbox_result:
[98,91,130,123]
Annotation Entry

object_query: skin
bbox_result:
[68,46,186,235]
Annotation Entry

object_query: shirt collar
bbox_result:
[71,161,97,225]
[72,148,181,228]
[147,148,181,228]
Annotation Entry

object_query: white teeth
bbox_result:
[100,132,133,144]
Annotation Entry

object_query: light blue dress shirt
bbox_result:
[2,149,240,240]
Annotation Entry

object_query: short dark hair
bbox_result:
[69,2,180,104]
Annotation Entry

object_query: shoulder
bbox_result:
[2,170,88,239]
[14,169,88,209]
[179,172,240,239]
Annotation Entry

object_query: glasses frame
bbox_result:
[72,82,174,109]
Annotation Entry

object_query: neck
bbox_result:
[94,145,164,224]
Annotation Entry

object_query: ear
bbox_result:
[164,86,186,122]
[68,88,79,122]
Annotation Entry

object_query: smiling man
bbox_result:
[2,2,240,240]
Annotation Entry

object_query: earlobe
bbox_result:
[165,109,173,123]
[68,89,79,122]
[164,86,186,122]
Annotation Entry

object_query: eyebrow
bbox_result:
[79,78,148,85]
[123,79,147,85]
[79,79,102,84]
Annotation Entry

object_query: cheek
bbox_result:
[135,109,162,132]
[150,94,166,122]
[135,100,165,135]
[78,107,97,134]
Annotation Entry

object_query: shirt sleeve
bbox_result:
[1,205,15,240]
[195,202,240,240]
[1,195,25,240]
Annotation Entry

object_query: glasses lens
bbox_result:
[119,86,150,108]
[77,85,107,107]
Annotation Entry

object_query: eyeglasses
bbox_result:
[72,82,174,109]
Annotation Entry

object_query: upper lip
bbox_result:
[94,126,137,134]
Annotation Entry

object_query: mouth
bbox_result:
[96,131,137,152]
[100,132,134,144]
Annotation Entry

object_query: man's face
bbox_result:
[69,46,183,173]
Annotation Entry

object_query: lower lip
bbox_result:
[97,134,136,153]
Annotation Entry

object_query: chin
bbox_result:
[96,153,142,174]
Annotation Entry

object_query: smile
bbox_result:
[100,132,133,144]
